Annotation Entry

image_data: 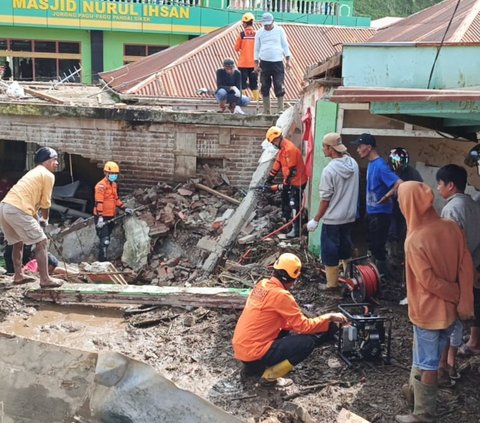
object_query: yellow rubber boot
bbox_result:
[261,359,294,382]
[252,89,260,101]
[339,258,351,276]
[325,265,339,288]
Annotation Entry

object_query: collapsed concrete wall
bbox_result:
[0,333,242,423]
[0,103,277,191]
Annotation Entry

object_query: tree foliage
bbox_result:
[354,0,444,19]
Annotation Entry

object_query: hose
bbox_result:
[355,263,380,300]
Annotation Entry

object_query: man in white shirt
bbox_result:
[254,12,291,114]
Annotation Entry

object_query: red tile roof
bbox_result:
[100,22,375,101]
[367,0,480,44]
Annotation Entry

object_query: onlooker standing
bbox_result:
[2,60,12,80]
[264,126,307,238]
[351,133,402,277]
[0,147,63,287]
[435,164,480,383]
[235,12,259,101]
[254,12,291,114]
[215,58,250,114]
[395,181,474,423]
[387,147,423,264]
[307,133,359,289]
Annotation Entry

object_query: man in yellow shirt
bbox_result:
[0,147,63,288]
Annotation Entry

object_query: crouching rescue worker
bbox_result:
[94,161,133,262]
[264,126,308,238]
[232,253,348,382]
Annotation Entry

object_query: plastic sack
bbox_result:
[6,81,25,98]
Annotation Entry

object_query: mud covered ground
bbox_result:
[1,247,480,423]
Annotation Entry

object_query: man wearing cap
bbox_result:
[0,147,63,288]
[235,12,259,101]
[307,133,359,289]
[215,58,251,114]
[351,133,402,276]
[254,12,291,114]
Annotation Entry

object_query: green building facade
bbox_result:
[0,0,369,83]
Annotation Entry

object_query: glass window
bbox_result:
[124,44,146,56]
[35,41,56,53]
[11,40,32,52]
[35,58,57,81]
[147,45,167,55]
[59,42,80,54]
[0,40,7,50]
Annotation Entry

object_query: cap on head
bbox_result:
[34,147,58,165]
[323,132,347,153]
[104,161,120,173]
[223,58,235,68]
[273,253,302,279]
[261,12,274,25]
[266,126,282,142]
[351,133,376,148]
[242,12,255,23]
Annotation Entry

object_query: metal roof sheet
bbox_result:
[367,0,480,44]
[100,23,375,101]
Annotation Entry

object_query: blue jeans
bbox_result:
[320,223,353,266]
[215,88,250,106]
[412,323,455,371]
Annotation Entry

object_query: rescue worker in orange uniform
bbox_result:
[232,253,348,382]
[235,12,259,101]
[94,161,133,261]
[264,126,308,237]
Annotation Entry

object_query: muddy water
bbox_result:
[0,304,127,350]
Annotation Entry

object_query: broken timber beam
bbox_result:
[337,409,371,423]
[201,106,296,274]
[193,183,240,205]
[24,86,64,104]
[24,284,250,309]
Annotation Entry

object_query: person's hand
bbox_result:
[254,64,261,74]
[38,216,48,228]
[232,86,241,98]
[376,194,392,205]
[125,208,134,215]
[96,217,105,229]
[285,61,291,72]
[325,312,348,324]
[306,219,318,232]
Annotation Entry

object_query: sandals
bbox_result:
[13,276,38,285]
[39,278,63,288]
[457,343,480,356]
[447,364,461,380]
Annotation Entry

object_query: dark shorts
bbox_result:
[474,287,480,327]
[320,222,354,266]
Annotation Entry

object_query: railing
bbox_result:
[227,0,340,14]
[106,0,345,15]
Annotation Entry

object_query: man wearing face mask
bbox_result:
[94,161,133,262]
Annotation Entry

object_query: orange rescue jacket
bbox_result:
[269,138,308,187]
[232,277,330,362]
[235,26,256,69]
[94,177,124,218]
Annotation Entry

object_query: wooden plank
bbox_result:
[337,409,370,423]
[23,87,64,104]
[194,182,241,205]
[305,53,342,80]
[24,284,250,310]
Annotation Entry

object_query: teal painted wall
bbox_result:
[308,100,338,256]
[0,26,92,83]
[103,32,188,72]
[343,45,480,89]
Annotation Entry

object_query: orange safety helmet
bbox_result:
[273,253,302,279]
[242,12,255,23]
[104,161,120,173]
[266,126,283,143]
